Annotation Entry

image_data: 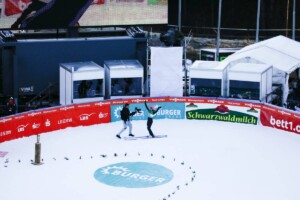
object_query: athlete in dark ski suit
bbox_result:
[144,101,161,138]
[116,103,137,139]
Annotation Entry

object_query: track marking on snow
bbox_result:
[0,151,8,158]
[2,151,196,200]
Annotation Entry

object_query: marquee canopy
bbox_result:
[225,35,300,74]
[224,35,300,105]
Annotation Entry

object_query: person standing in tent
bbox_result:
[116,103,138,139]
[6,97,16,115]
[144,100,161,138]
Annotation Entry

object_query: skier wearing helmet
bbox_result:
[144,100,161,138]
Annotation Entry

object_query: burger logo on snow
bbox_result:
[94,162,173,188]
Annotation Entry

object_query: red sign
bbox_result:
[260,105,300,134]
[75,102,110,126]
[0,101,111,143]
[0,117,14,142]
[5,0,32,16]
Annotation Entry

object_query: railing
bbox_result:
[1,97,300,143]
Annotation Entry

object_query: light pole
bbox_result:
[256,0,261,42]
[178,0,182,32]
[292,0,296,40]
[216,0,222,61]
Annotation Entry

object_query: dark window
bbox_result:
[190,78,221,97]
[111,77,142,96]
[229,80,260,100]
[74,79,103,99]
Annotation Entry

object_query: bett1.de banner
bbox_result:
[260,104,300,134]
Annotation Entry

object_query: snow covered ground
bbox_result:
[1,119,300,200]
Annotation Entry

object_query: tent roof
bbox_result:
[224,35,300,74]
[191,60,225,70]
[229,63,272,74]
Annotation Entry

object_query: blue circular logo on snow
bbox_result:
[94,162,174,188]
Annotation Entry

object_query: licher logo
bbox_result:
[94,162,173,188]
[170,98,179,102]
[79,113,94,121]
[17,124,29,132]
[278,110,291,116]
[131,99,143,103]
[208,99,224,104]
[170,98,186,102]
[27,112,41,117]
[0,118,12,123]
[60,106,75,111]
[94,102,111,106]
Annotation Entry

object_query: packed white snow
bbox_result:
[1,119,300,200]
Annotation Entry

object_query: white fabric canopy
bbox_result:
[224,35,300,104]
[225,35,300,73]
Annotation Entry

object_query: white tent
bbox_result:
[224,35,300,105]
[227,63,273,102]
[189,61,228,97]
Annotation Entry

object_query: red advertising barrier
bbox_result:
[260,104,300,134]
[0,102,111,143]
[1,97,299,143]
[92,0,104,5]
[0,117,14,142]
[108,97,170,106]
[169,97,262,109]
[74,102,111,126]
[5,0,32,16]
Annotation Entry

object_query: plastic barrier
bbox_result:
[0,101,111,143]
[0,97,299,143]
[260,104,300,134]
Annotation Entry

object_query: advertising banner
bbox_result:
[2,0,168,29]
[5,0,31,16]
[110,100,185,122]
[12,114,32,139]
[74,102,111,126]
[0,101,112,143]
[185,100,261,125]
[2,97,300,143]
[0,116,14,142]
[260,105,300,134]
[24,110,44,136]
[40,107,64,133]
